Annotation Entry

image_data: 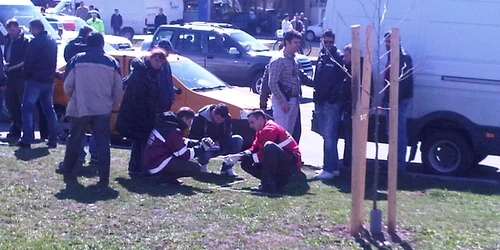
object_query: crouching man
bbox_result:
[144,107,214,185]
[224,110,304,193]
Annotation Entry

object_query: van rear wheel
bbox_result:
[421,131,473,176]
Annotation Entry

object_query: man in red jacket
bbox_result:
[225,110,303,193]
[144,107,214,185]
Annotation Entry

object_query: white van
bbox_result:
[324,0,500,175]
[48,0,184,39]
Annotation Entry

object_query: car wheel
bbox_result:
[255,26,262,35]
[306,31,316,42]
[421,131,473,175]
[251,72,264,94]
[121,27,135,41]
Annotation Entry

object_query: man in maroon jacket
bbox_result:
[224,110,303,193]
[144,107,214,185]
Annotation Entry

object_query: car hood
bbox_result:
[104,35,132,46]
[196,87,260,110]
[247,50,310,60]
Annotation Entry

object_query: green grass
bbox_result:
[0,144,499,249]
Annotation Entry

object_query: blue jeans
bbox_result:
[197,134,244,171]
[79,134,97,161]
[386,98,411,170]
[62,115,111,181]
[20,80,58,144]
[315,102,342,173]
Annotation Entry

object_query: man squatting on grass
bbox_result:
[224,110,304,193]
[144,107,215,185]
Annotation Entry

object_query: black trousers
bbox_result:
[5,78,24,135]
[128,134,149,175]
[241,142,296,189]
[159,157,201,180]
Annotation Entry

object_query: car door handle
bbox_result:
[207,56,214,59]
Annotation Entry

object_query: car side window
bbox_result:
[175,32,203,53]
[153,30,174,46]
[207,34,230,54]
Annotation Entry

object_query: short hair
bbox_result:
[213,103,229,118]
[78,25,93,37]
[115,9,119,11]
[89,5,94,8]
[29,19,44,31]
[284,13,289,18]
[344,43,352,52]
[158,39,174,51]
[322,29,335,39]
[6,19,19,28]
[384,31,391,38]
[283,30,302,44]
[247,109,267,120]
[86,32,105,48]
[177,107,195,120]
[149,48,167,61]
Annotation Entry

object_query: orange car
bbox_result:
[53,51,261,145]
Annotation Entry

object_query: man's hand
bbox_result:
[200,137,215,151]
[223,154,242,165]
[281,101,290,113]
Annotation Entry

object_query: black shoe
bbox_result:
[63,173,78,183]
[97,179,109,187]
[47,142,57,149]
[15,141,31,149]
[251,184,277,193]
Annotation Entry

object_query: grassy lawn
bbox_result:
[0,143,499,249]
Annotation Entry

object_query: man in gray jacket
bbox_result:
[58,32,122,186]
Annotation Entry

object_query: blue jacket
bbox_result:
[158,61,175,112]
[23,31,57,83]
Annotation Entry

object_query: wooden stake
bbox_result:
[387,27,400,234]
[350,24,364,237]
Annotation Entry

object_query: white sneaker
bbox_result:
[220,168,238,177]
[200,165,208,173]
[314,170,338,180]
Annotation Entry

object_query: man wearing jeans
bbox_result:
[312,29,346,179]
[58,33,122,186]
[17,19,58,149]
[383,31,414,172]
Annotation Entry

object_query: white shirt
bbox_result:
[281,19,293,33]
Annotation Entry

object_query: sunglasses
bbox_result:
[323,41,334,44]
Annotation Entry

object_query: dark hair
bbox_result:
[384,31,391,38]
[29,19,44,31]
[149,48,167,61]
[89,5,94,8]
[322,29,335,39]
[283,30,302,45]
[177,107,195,120]
[78,25,93,37]
[213,103,229,118]
[247,109,267,120]
[6,19,19,28]
[158,39,174,51]
[284,13,289,18]
[87,32,105,48]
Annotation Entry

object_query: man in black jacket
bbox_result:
[3,19,28,139]
[312,29,346,180]
[64,25,92,62]
[188,103,243,177]
[16,19,58,149]
[110,9,123,36]
[154,8,167,31]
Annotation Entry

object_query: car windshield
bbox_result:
[170,59,228,91]
[228,30,269,52]
[0,5,60,40]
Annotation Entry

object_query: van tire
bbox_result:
[251,72,264,94]
[421,131,473,176]
[122,27,135,41]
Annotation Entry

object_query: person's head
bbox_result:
[147,48,167,69]
[91,11,98,19]
[283,13,289,21]
[211,103,229,124]
[78,25,93,38]
[247,110,267,131]
[300,12,305,18]
[343,44,352,64]
[321,29,335,51]
[294,14,300,20]
[6,19,20,37]
[283,30,302,53]
[29,19,44,36]
[40,6,46,13]
[177,107,195,128]
[157,39,174,56]
[89,5,94,10]
[114,9,119,14]
[80,1,84,7]
[86,32,105,48]
[159,8,164,14]
[64,3,70,9]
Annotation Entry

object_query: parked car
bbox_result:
[305,21,325,42]
[142,22,314,93]
[53,51,260,146]
[218,12,270,35]
[45,14,133,50]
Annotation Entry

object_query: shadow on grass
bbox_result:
[353,228,413,250]
[14,147,50,161]
[116,177,211,197]
[55,182,120,204]
[314,159,500,197]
